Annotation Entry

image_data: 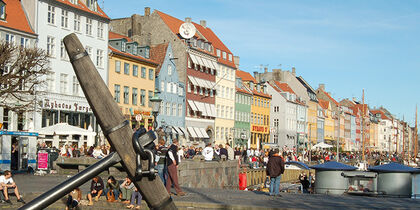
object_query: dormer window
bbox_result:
[121,42,126,52]
[216,49,221,57]
[222,51,227,60]
[0,1,5,20]
[228,54,232,61]
[86,0,98,12]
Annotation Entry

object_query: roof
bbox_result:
[371,110,391,120]
[252,89,271,99]
[368,162,420,173]
[296,76,317,95]
[109,45,159,66]
[109,31,132,42]
[310,161,358,171]
[236,70,256,83]
[150,43,169,75]
[57,0,109,20]
[156,10,236,68]
[274,81,296,95]
[319,99,329,110]
[356,104,369,116]
[236,87,252,95]
[0,0,36,35]
[319,89,340,107]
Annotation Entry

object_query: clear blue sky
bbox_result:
[103,0,420,126]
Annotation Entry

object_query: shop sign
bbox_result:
[133,110,151,116]
[42,99,92,112]
[252,125,268,133]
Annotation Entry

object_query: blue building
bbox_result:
[151,43,186,145]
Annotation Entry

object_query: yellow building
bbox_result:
[108,32,158,130]
[250,88,271,150]
[319,99,335,144]
[307,100,318,145]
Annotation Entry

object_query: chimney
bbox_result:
[319,84,325,91]
[292,67,296,76]
[144,7,151,16]
[200,20,207,28]
[234,56,240,68]
[185,17,192,23]
[264,67,268,73]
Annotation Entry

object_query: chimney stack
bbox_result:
[200,20,207,28]
[234,56,240,68]
[319,84,325,91]
[144,7,150,16]
[264,67,268,73]
[292,67,296,76]
[185,17,192,23]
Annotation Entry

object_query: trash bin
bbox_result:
[310,161,357,195]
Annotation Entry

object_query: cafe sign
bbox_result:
[252,125,268,133]
[41,99,92,112]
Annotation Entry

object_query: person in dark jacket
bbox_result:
[165,139,186,196]
[87,176,104,205]
[219,144,228,160]
[266,148,285,196]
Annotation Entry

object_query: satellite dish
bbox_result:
[179,22,196,39]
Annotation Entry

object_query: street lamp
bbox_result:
[149,88,162,131]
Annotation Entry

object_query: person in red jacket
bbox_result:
[266,148,285,197]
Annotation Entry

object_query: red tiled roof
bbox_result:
[252,90,271,99]
[370,110,391,120]
[356,104,369,116]
[150,43,169,75]
[274,81,296,95]
[58,0,109,20]
[109,45,158,66]
[0,0,35,35]
[236,87,252,95]
[319,99,329,110]
[320,89,340,107]
[156,10,236,68]
[109,31,132,42]
[236,70,256,82]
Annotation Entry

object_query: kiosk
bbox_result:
[0,131,38,172]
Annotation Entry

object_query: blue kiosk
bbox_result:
[0,131,38,172]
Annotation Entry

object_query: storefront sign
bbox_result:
[0,131,39,136]
[133,110,151,116]
[37,152,49,170]
[42,99,92,112]
[252,125,268,133]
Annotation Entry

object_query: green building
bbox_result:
[233,77,252,148]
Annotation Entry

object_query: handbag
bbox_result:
[107,190,115,202]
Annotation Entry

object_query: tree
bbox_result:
[0,41,51,113]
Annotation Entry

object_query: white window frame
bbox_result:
[72,76,79,95]
[61,9,68,28]
[86,18,92,36]
[47,36,55,57]
[97,21,104,38]
[48,5,55,25]
[74,14,81,32]
[96,49,103,68]
[60,73,68,94]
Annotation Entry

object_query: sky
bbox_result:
[103,0,420,126]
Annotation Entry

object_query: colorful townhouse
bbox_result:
[108,31,158,130]
[319,99,335,144]
[296,76,319,146]
[233,76,252,148]
[150,43,186,145]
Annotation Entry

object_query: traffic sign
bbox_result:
[135,114,142,122]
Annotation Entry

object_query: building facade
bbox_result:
[151,43,186,145]
[108,31,158,131]
[233,78,252,148]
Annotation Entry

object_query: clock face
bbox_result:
[179,23,196,39]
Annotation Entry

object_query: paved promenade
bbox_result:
[1,174,418,209]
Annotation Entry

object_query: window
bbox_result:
[72,76,79,95]
[274,119,279,127]
[46,73,55,91]
[222,51,227,59]
[221,106,225,118]
[140,89,145,106]
[47,36,55,56]
[59,73,68,94]
[124,63,130,75]
[228,54,232,61]
[0,2,5,20]
[123,86,129,104]
[114,85,120,102]
[133,65,138,76]
[148,90,153,108]
[115,60,121,73]
[230,107,233,119]
[141,67,146,78]
[85,46,92,57]
[178,104,182,117]
[97,22,104,38]
[122,42,126,52]
[149,69,154,80]
[74,14,81,32]
[168,65,172,75]
[172,103,176,116]
[20,38,29,48]
[61,10,68,28]
[132,88,138,105]
[166,102,171,116]
[160,81,165,92]
[48,5,55,24]
[60,40,68,60]
[216,49,221,57]
[86,18,92,35]
[96,49,103,67]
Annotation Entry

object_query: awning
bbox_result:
[207,59,216,69]
[179,127,188,137]
[188,76,199,86]
[203,58,212,69]
[199,127,209,138]
[211,61,219,71]
[195,55,205,67]
[210,104,216,117]
[189,53,199,65]
[193,101,205,116]
[205,103,212,117]
[187,127,198,138]
[172,127,178,134]
[204,80,212,89]
[188,100,198,112]
[173,127,183,135]
[193,127,204,138]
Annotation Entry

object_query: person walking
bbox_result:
[266,148,285,197]
[156,139,168,185]
[165,139,186,196]
[226,143,235,161]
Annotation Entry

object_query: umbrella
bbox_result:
[312,142,333,149]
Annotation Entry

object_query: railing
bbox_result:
[240,167,315,188]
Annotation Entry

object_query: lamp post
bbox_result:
[149,88,162,131]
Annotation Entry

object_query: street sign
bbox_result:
[135,114,142,122]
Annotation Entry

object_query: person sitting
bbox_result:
[105,176,120,202]
[120,176,135,204]
[87,176,104,205]
[66,188,81,210]
[0,170,25,204]
[126,187,142,209]
[92,146,106,159]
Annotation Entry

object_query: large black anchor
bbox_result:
[132,127,157,180]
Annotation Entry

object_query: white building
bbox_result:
[373,110,394,152]
[21,0,110,145]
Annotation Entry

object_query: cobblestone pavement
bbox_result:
[1,174,418,209]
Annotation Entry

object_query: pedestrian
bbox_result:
[66,188,81,210]
[266,148,285,197]
[202,143,214,161]
[226,143,234,161]
[87,176,104,206]
[219,144,228,160]
[165,139,186,196]
[156,139,168,185]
